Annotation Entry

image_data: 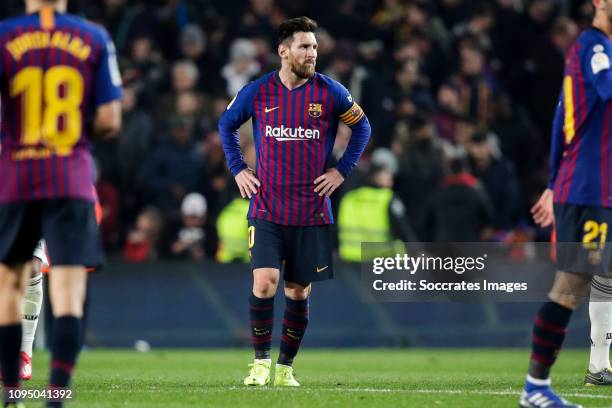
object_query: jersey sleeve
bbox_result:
[584,38,612,101]
[329,79,371,177]
[333,81,365,127]
[548,99,565,189]
[94,28,122,106]
[218,82,258,176]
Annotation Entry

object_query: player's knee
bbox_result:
[284,283,311,300]
[50,293,84,317]
[0,264,25,292]
[547,271,591,310]
[548,291,581,310]
[253,274,279,298]
[49,286,86,317]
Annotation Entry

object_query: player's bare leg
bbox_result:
[274,281,311,387]
[20,257,44,381]
[0,262,30,405]
[46,266,87,408]
[244,267,280,386]
[520,271,591,408]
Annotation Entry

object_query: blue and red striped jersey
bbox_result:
[0,8,122,204]
[549,27,612,207]
[219,71,371,226]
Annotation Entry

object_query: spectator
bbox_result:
[432,83,462,141]
[116,85,156,192]
[392,58,435,115]
[171,59,200,93]
[166,193,208,261]
[467,131,520,231]
[338,161,416,262]
[393,114,447,235]
[222,38,261,96]
[216,194,250,263]
[121,35,165,106]
[324,41,369,107]
[422,154,493,242]
[238,0,281,41]
[180,24,225,95]
[123,206,163,262]
[141,115,205,212]
[447,37,498,125]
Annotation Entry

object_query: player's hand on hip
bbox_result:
[314,168,345,197]
[235,168,261,198]
[530,188,554,227]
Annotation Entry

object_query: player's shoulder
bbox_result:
[313,72,345,91]
[57,13,112,45]
[247,71,276,90]
[0,13,37,37]
[577,27,609,51]
[236,71,275,98]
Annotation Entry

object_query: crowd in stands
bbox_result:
[0,0,592,261]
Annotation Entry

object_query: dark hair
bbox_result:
[449,156,468,175]
[278,16,318,44]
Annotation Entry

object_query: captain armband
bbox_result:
[339,102,365,126]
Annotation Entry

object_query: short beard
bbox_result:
[290,60,315,79]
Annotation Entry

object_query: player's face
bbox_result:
[595,0,612,20]
[285,32,317,79]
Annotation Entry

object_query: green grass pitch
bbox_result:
[23,349,612,407]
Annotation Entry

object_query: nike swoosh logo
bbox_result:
[316,266,328,273]
[264,106,280,113]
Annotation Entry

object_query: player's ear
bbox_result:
[278,42,288,59]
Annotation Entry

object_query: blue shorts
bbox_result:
[0,199,103,267]
[554,203,612,275]
[248,218,333,284]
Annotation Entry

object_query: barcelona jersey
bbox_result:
[0,8,122,204]
[219,71,370,226]
[549,27,612,207]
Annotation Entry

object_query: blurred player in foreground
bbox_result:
[19,194,101,382]
[523,0,612,406]
[0,0,122,407]
[219,16,370,387]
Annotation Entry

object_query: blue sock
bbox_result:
[47,316,81,408]
[249,294,274,360]
[0,324,22,403]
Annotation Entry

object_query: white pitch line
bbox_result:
[232,386,612,400]
[79,387,612,401]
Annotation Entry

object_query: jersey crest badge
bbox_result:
[308,103,322,118]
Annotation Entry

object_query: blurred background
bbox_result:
[0,0,597,349]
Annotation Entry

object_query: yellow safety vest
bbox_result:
[216,198,250,263]
[338,187,402,262]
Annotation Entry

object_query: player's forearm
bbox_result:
[547,138,564,189]
[336,116,371,177]
[547,104,564,189]
[93,101,122,138]
[218,122,247,176]
[548,149,560,188]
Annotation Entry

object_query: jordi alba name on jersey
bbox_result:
[0,8,122,203]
